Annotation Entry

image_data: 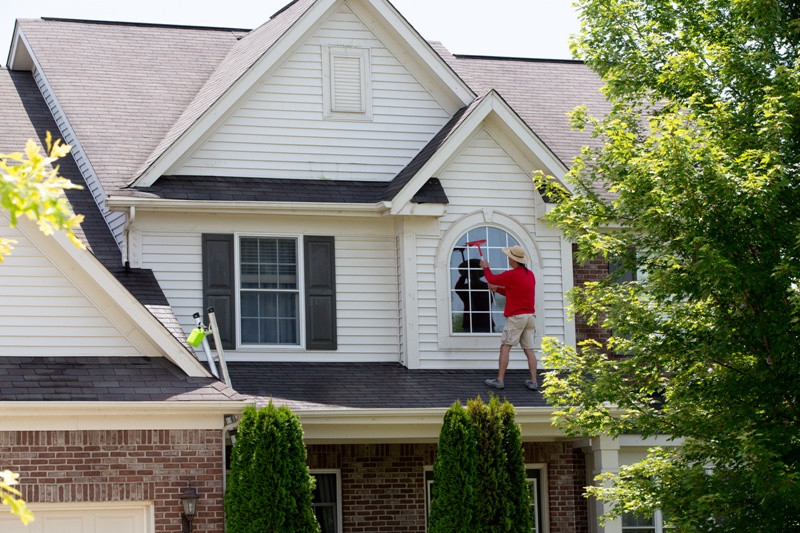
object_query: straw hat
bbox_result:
[502,245,530,264]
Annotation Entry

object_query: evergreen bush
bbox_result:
[500,401,533,532]
[429,401,477,532]
[429,396,531,532]
[225,402,320,533]
[469,395,512,531]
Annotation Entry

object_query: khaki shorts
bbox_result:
[501,314,536,349]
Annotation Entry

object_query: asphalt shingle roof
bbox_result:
[131,175,388,203]
[0,68,192,352]
[17,18,241,196]
[15,16,609,203]
[138,0,315,181]
[433,44,610,169]
[227,362,550,410]
[0,357,244,402]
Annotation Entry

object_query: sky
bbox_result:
[1,0,581,65]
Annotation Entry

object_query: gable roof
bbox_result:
[134,0,316,186]
[13,18,242,196]
[432,44,609,169]
[10,7,606,210]
[387,89,572,214]
[0,68,210,377]
[131,0,475,187]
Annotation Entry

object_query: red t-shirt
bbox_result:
[483,266,536,317]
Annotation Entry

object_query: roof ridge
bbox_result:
[39,16,251,33]
[454,53,584,65]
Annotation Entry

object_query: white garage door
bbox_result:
[0,502,153,533]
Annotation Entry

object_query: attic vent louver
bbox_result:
[332,55,364,112]
[322,46,372,120]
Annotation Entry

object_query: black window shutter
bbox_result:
[304,236,337,350]
[202,234,235,350]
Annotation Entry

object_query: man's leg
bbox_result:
[497,343,512,381]
[523,348,538,383]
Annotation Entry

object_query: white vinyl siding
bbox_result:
[139,217,400,363]
[0,219,141,357]
[177,4,450,181]
[414,129,570,369]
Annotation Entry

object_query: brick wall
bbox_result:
[308,443,436,532]
[1,429,224,533]
[572,243,611,348]
[524,442,589,533]
[307,441,589,533]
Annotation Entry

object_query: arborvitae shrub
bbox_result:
[429,401,477,532]
[430,396,530,533]
[500,401,533,532]
[225,402,320,533]
[470,395,512,531]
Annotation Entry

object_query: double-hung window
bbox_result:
[311,471,341,533]
[201,234,336,350]
[239,236,299,345]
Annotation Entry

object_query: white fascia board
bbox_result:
[13,216,211,378]
[0,401,249,431]
[390,203,446,217]
[107,196,393,217]
[134,0,340,187]
[355,0,474,111]
[7,23,33,70]
[295,407,568,443]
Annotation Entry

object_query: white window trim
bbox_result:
[234,233,306,350]
[622,510,673,532]
[435,212,544,352]
[526,463,549,533]
[310,469,343,533]
[322,45,373,121]
[424,465,434,532]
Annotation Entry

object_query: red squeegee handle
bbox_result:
[465,239,487,257]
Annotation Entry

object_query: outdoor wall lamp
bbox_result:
[180,485,199,533]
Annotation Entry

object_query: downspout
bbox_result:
[121,206,136,267]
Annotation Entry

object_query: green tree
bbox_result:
[499,401,533,532]
[429,396,531,533]
[1,471,33,525]
[225,403,320,533]
[469,396,511,531]
[429,401,477,532]
[536,0,800,530]
[1,132,84,260]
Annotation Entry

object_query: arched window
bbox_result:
[449,226,520,334]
